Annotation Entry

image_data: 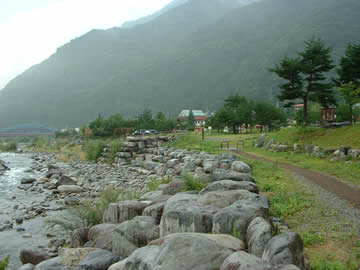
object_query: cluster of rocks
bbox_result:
[16,136,307,270]
[255,134,360,163]
[99,136,174,164]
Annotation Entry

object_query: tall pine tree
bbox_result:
[336,43,360,87]
[270,38,335,125]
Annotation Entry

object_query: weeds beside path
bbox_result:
[233,149,360,210]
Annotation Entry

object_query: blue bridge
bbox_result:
[0,124,55,137]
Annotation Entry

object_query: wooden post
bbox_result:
[202,128,205,141]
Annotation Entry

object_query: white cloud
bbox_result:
[0,0,172,90]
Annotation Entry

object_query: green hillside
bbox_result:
[0,0,359,128]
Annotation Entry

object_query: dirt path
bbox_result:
[232,149,360,209]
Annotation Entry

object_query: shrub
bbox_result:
[0,142,17,152]
[31,136,50,148]
[182,173,207,191]
[106,141,123,164]
[44,186,132,232]
[0,256,9,270]
[85,141,106,161]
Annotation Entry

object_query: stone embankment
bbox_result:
[255,134,360,162]
[13,136,306,270]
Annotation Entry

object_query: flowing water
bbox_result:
[0,152,50,269]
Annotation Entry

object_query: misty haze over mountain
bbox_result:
[0,0,359,128]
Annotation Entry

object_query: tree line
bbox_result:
[207,95,287,133]
[270,39,360,125]
[84,110,178,137]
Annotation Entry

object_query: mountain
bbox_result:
[0,0,360,128]
[122,0,189,28]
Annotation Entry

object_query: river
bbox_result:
[0,152,51,270]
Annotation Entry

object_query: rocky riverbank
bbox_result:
[4,136,308,270]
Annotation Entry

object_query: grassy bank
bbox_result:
[169,132,360,269]
[28,137,123,164]
[266,125,360,149]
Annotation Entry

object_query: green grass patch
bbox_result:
[181,173,208,191]
[146,176,173,192]
[0,256,9,270]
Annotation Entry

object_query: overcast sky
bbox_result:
[0,0,172,90]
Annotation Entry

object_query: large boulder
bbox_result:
[34,257,69,270]
[212,169,255,182]
[160,193,218,236]
[246,217,273,258]
[20,249,51,265]
[231,161,252,173]
[103,200,148,223]
[70,227,89,248]
[199,190,259,209]
[112,216,159,257]
[143,201,166,224]
[199,180,259,195]
[61,248,120,270]
[125,233,237,270]
[75,249,121,270]
[220,251,301,270]
[262,232,305,269]
[212,192,269,241]
[88,224,119,250]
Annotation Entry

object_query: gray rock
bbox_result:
[34,257,69,270]
[203,159,218,173]
[112,216,159,257]
[57,185,83,193]
[162,180,185,195]
[231,161,252,173]
[103,200,148,223]
[199,180,259,195]
[77,249,121,270]
[20,178,36,184]
[247,217,273,257]
[160,193,218,237]
[126,233,235,270]
[123,245,160,270]
[56,175,76,187]
[143,201,166,224]
[199,190,259,209]
[20,249,51,265]
[212,169,255,182]
[220,251,271,270]
[18,264,35,270]
[70,227,89,248]
[262,232,305,269]
[87,224,120,250]
[213,192,269,241]
[256,134,266,148]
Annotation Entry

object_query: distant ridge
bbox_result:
[0,0,359,128]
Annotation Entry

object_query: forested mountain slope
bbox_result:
[0,0,359,128]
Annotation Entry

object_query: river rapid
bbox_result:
[0,152,51,270]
